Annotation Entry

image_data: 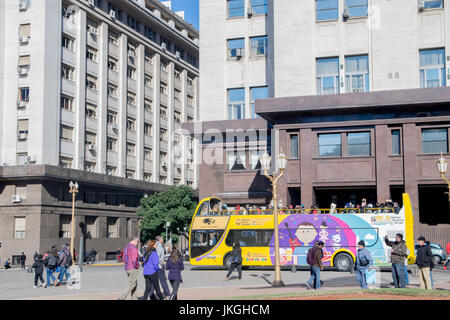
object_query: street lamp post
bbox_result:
[260,150,288,287]
[436,153,450,203]
[68,181,79,260]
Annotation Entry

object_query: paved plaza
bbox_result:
[0,263,448,300]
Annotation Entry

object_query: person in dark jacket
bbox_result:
[56,245,72,286]
[306,241,324,290]
[32,254,47,288]
[166,247,184,300]
[142,240,164,300]
[354,240,373,289]
[384,234,407,288]
[43,250,57,287]
[20,252,26,270]
[416,236,433,290]
[225,242,242,280]
[4,259,11,270]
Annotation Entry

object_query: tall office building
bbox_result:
[189,0,450,244]
[0,0,199,262]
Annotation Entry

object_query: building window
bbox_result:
[108,57,119,71]
[160,105,168,118]
[106,217,119,238]
[106,194,118,205]
[85,132,96,147]
[85,191,96,203]
[86,104,97,119]
[228,88,245,120]
[18,55,30,71]
[250,86,268,118]
[14,217,26,239]
[227,151,246,171]
[60,125,73,141]
[227,38,245,58]
[420,48,446,88]
[17,119,29,139]
[187,76,194,86]
[290,135,299,159]
[317,57,340,95]
[127,117,136,131]
[250,36,268,57]
[107,112,117,124]
[59,157,73,168]
[391,130,401,155]
[86,75,98,90]
[107,166,117,176]
[145,75,153,88]
[345,55,369,93]
[127,67,136,79]
[160,128,168,141]
[17,153,28,165]
[174,69,182,79]
[62,35,75,51]
[108,30,119,46]
[160,83,168,95]
[85,216,97,238]
[108,84,118,98]
[422,128,448,154]
[144,122,152,136]
[347,132,371,156]
[316,0,339,21]
[127,143,136,156]
[160,60,168,72]
[174,111,181,123]
[144,99,152,112]
[251,0,268,14]
[144,26,155,41]
[187,115,194,123]
[187,95,194,107]
[127,92,136,105]
[228,0,245,18]
[144,147,152,159]
[145,51,154,64]
[59,215,71,238]
[250,150,263,170]
[61,95,74,111]
[61,64,75,81]
[345,0,368,17]
[318,133,342,157]
[422,0,444,9]
[19,87,30,102]
[107,138,117,151]
[86,47,98,62]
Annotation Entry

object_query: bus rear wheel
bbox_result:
[333,252,354,272]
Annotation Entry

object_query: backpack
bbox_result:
[64,252,73,267]
[306,247,317,265]
[48,254,58,268]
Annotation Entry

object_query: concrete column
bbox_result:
[300,128,313,208]
[97,22,108,174]
[136,44,145,180]
[118,34,128,177]
[74,9,87,170]
[167,61,175,184]
[153,53,161,182]
[403,123,420,228]
[181,69,188,184]
[375,124,390,202]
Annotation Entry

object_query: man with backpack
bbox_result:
[44,249,58,287]
[305,241,324,290]
[56,244,73,286]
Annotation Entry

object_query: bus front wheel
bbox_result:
[333,252,354,272]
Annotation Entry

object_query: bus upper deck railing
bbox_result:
[198,207,399,217]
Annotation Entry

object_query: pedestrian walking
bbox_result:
[56,245,72,286]
[118,237,140,300]
[416,236,433,290]
[384,234,407,288]
[166,246,184,300]
[20,252,26,270]
[43,249,58,287]
[152,236,171,299]
[444,241,450,270]
[142,240,164,300]
[305,241,324,290]
[225,242,242,280]
[32,254,47,288]
[354,240,373,289]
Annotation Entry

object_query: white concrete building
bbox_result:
[199,0,450,121]
[0,0,199,188]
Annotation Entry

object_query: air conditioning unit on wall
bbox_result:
[12,195,22,203]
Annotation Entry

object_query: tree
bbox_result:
[137,185,197,244]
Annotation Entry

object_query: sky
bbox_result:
[169,0,199,30]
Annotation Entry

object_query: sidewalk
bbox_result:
[27,280,450,300]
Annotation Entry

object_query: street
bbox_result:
[0,263,448,300]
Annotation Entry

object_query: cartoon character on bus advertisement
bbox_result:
[269,214,388,266]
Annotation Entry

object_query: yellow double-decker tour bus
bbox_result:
[189,194,415,271]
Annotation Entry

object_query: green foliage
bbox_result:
[137,185,197,243]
